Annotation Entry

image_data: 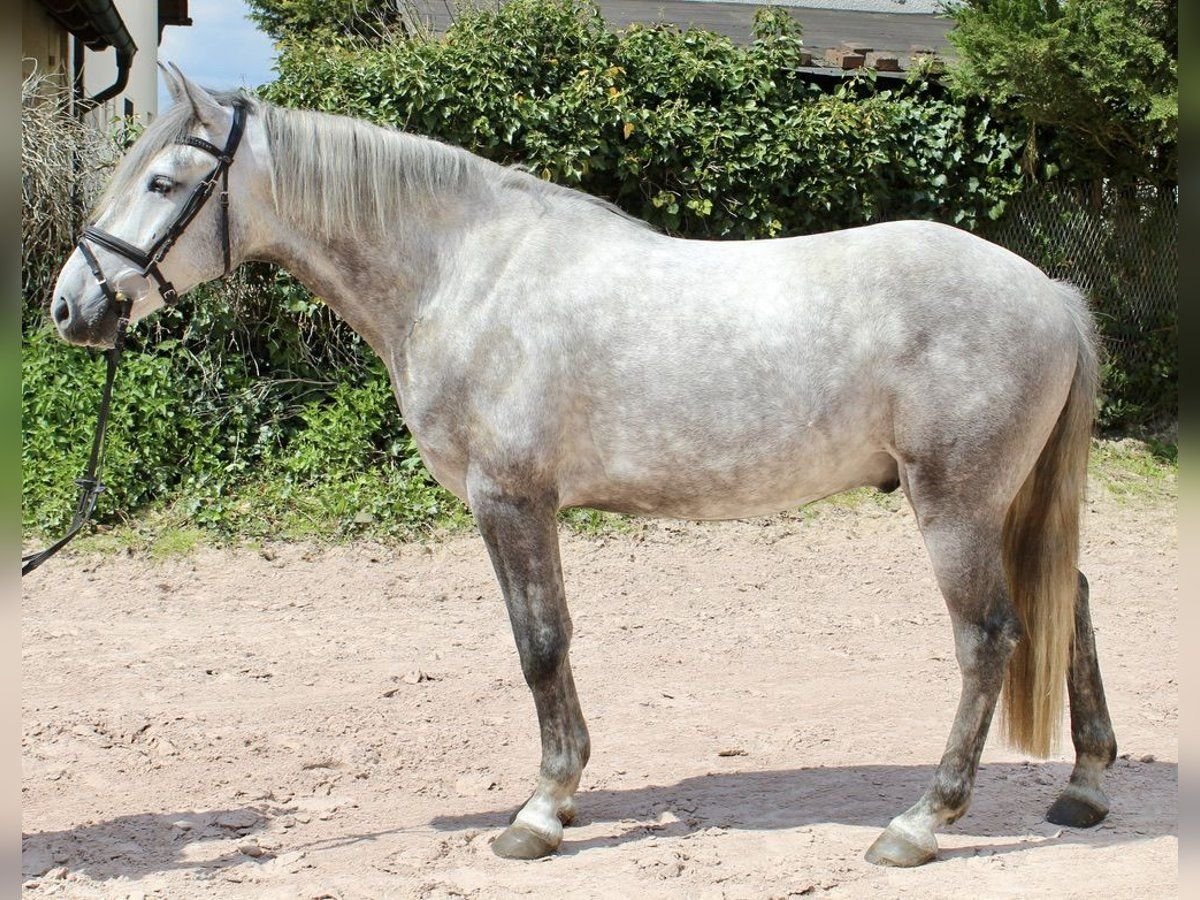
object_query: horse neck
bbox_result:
[249,221,429,355]
[242,124,480,356]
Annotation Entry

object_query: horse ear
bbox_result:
[159,62,185,104]
[169,63,224,129]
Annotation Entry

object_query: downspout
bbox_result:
[79,0,137,108]
[72,33,86,113]
[87,44,134,106]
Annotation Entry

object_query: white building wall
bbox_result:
[22,0,71,86]
[83,0,162,124]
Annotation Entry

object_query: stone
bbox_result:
[825,48,866,70]
[215,809,260,830]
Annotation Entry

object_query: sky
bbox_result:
[156,0,278,109]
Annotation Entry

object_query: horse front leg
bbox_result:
[470,478,590,859]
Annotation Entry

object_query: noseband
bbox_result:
[79,99,247,306]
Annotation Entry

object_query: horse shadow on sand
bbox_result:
[430,758,1176,859]
[21,759,1175,881]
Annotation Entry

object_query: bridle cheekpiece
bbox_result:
[78,98,248,307]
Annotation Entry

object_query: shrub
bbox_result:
[263,0,1026,235]
[21,1,1174,541]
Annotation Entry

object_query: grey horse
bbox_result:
[48,70,1117,867]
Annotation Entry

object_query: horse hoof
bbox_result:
[864,827,938,868]
[492,824,559,860]
[1047,787,1109,828]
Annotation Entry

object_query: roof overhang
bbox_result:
[35,0,137,57]
[158,0,192,39]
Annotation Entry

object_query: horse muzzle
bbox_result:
[52,290,127,348]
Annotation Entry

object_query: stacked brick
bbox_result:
[816,42,942,74]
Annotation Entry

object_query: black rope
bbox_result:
[22,295,132,576]
[25,101,249,577]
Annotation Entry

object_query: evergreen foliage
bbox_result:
[21,0,1176,541]
[946,0,1177,185]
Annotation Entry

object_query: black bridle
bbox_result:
[80,100,247,305]
[22,101,248,577]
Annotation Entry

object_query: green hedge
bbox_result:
[21,0,1171,540]
[264,0,1025,235]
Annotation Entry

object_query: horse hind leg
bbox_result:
[866,506,1019,868]
[1047,570,1117,827]
[469,476,590,860]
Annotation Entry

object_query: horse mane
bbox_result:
[99,89,647,238]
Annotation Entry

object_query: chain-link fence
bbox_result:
[981,182,1178,430]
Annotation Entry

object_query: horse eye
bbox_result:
[148,175,174,195]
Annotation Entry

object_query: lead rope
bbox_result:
[22,252,133,576]
[24,101,246,576]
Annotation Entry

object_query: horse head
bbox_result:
[51,65,257,347]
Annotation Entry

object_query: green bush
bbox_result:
[22,323,204,531]
[22,267,466,539]
[946,0,1177,186]
[263,0,1025,235]
[21,0,1174,543]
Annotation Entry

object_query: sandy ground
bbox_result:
[21,483,1176,899]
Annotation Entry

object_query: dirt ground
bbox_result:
[21,481,1177,899]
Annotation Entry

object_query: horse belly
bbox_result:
[559,410,898,520]
[550,293,897,518]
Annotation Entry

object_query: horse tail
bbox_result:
[1000,282,1099,757]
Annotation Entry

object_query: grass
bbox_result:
[1088,436,1177,503]
[558,507,635,535]
[71,513,207,561]
[36,436,1176,564]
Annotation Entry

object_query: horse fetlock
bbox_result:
[931,769,974,820]
[1075,725,1118,767]
[556,796,578,826]
[510,788,578,827]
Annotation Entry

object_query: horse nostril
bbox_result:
[52,298,70,326]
